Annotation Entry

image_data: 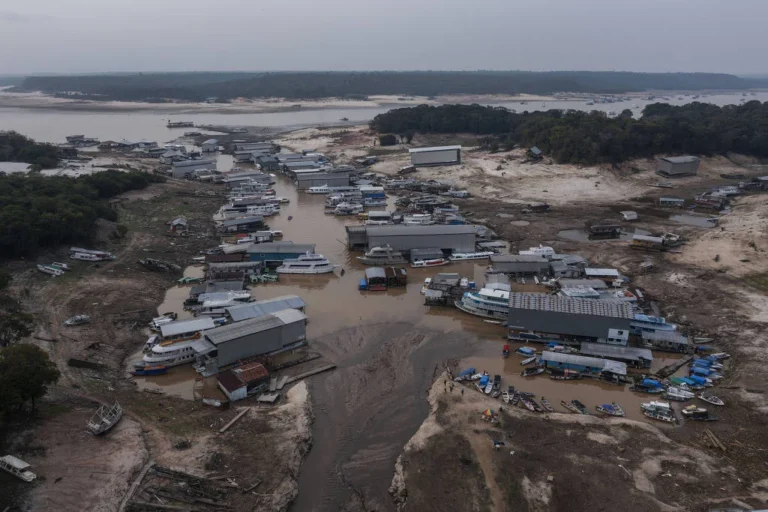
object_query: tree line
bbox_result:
[0,131,63,169]
[15,71,767,102]
[0,168,164,258]
[370,101,768,165]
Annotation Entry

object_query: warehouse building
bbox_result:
[408,146,462,167]
[295,171,350,190]
[488,255,551,277]
[507,292,633,344]
[641,330,690,353]
[539,351,627,376]
[160,317,216,342]
[225,295,306,323]
[346,225,476,253]
[579,342,652,368]
[201,139,218,152]
[247,242,316,265]
[218,216,265,234]
[171,158,216,178]
[657,156,700,177]
[195,309,307,374]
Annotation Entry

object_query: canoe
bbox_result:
[484,381,493,394]
[571,400,589,414]
[511,392,520,405]
[520,356,537,366]
[540,397,554,412]
[561,400,581,414]
[698,394,725,406]
[521,397,535,412]
[502,391,511,403]
[491,390,501,399]
[520,367,544,377]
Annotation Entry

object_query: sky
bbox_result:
[1,0,766,75]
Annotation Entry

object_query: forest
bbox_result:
[15,71,767,102]
[0,169,164,258]
[0,131,63,169]
[370,101,768,164]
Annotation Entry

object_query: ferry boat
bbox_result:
[142,338,199,367]
[246,205,280,216]
[357,245,407,265]
[454,288,510,320]
[630,314,677,335]
[448,251,496,261]
[411,258,449,268]
[334,203,364,216]
[403,214,435,225]
[307,185,330,194]
[276,252,339,274]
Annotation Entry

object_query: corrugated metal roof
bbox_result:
[491,255,548,263]
[540,351,608,368]
[366,225,476,236]
[584,268,620,278]
[226,296,306,322]
[272,308,307,324]
[247,242,316,254]
[508,292,633,319]
[365,267,387,279]
[408,145,462,153]
[191,338,216,354]
[641,330,689,344]
[558,279,608,290]
[221,216,264,227]
[580,342,653,361]
[160,317,216,338]
[233,362,269,383]
[204,314,284,345]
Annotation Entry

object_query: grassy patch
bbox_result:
[743,272,768,294]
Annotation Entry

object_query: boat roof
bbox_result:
[160,317,216,338]
[476,288,510,299]
[1,455,31,470]
[226,295,306,322]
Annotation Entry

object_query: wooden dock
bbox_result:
[285,365,337,385]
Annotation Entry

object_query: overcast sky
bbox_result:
[1,0,766,75]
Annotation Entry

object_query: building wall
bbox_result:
[659,159,700,176]
[248,251,305,263]
[216,326,285,367]
[492,261,551,276]
[507,309,631,342]
[295,173,351,190]
[366,232,475,253]
[172,161,215,178]
[411,149,460,166]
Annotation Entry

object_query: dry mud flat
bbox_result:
[394,374,768,512]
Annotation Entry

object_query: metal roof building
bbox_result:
[540,351,627,376]
[584,268,620,279]
[203,309,307,367]
[658,156,700,177]
[579,342,652,368]
[246,242,316,263]
[352,225,476,253]
[489,255,551,276]
[558,278,608,290]
[160,317,216,339]
[225,295,306,322]
[408,145,461,166]
[295,171,350,190]
[507,292,633,343]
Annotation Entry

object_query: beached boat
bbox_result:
[37,264,63,277]
[571,400,589,415]
[86,401,123,435]
[410,258,449,268]
[64,315,90,326]
[511,392,520,405]
[143,338,199,367]
[491,390,501,399]
[664,390,691,402]
[448,251,496,261]
[710,352,730,360]
[493,374,501,390]
[520,356,536,366]
[520,397,536,411]
[520,367,544,377]
[0,455,36,482]
[454,368,476,381]
[484,380,494,394]
[131,362,168,376]
[641,401,676,423]
[561,401,582,414]
[357,245,407,266]
[502,391,511,403]
[276,252,339,274]
[681,405,717,421]
[540,397,554,412]
[698,394,725,406]
[516,347,536,357]
[630,385,664,394]
[51,261,70,271]
[596,402,625,417]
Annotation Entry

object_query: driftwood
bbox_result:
[242,480,262,494]
[218,408,250,434]
[119,460,155,512]
[705,429,727,452]
[128,501,191,511]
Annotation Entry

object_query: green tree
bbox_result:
[0,312,33,346]
[0,344,60,413]
[378,134,398,147]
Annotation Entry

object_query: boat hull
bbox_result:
[356,257,407,266]
[454,299,509,320]
[276,266,337,274]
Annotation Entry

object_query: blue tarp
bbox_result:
[692,367,710,376]
[696,345,714,352]
[518,347,535,355]
[458,367,476,378]
[693,359,712,367]
[680,377,696,385]
[479,375,490,386]
[642,378,662,388]
[689,375,708,385]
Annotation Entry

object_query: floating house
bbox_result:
[247,242,317,265]
[346,225,476,253]
[487,255,551,277]
[539,351,627,376]
[225,296,307,323]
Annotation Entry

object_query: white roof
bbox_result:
[160,317,216,338]
[1,455,30,469]
[272,308,307,324]
[408,145,462,153]
[584,268,620,278]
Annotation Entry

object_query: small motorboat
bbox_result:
[520,397,536,412]
[520,356,536,366]
[664,390,691,402]
[287,216,293,221]
[698,394,725,406]
[502,344,509,358]
[571,400,589,415]
[561,400,582,414]
[596,402,625,417]
[511,392,520,406]
[410,258,449,268]
[520,367,544,377]
[420,277,432,295]
[491,390,501,399]
[516,347,536,357]
[64,315,90,326]
[682,405,717,421]
[492,374,501,390]
[540,397,554,412]
[484,379,493,395]
[502,391,511,403]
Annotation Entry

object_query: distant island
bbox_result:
[12,71,768,103]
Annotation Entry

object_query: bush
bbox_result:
[379,134,398,147]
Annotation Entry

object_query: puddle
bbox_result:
[557,228,650,242]
[669,214,718,228]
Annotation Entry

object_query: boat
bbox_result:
[307,185,330,194]
[540,397,554,412]
[340,117,349,121]
[357,245,407,265]
[561,401,582,414]
[454,288,510,320]
[666,386,695,399]
[549,370,581,381]
[402,214,435,225]
[410,258,449,268]
[698,394,725,406]
[37,264,63,277]
[143,334,160,353]
[86,401,123,435]
[502,391,510,403]
[511,392,520,405]
[491,390,501,399]
[710,352,730,360]
[630,384,664,394]
[502,344,509,358]
[270,230,284,238]
[64,314,90,326]
[571,400,589,415]
[520,396,536,412]
[276,252,339,274]
[520,356,536,366]
[493,374,501,390]
[420,277,432,294]
[131,362,168,376]
[664,390,691,402]
[484,379,493,394]
[51,261,70,271]
[142,338,199,367]
[641,401,676,423]
[596,402,625,417]
[448,251,496,261]
[0,455,36,482]
[521,367,544,377]
[276,197,290,204]
[516,347,536,357]
[681,405,717,421]
[454,367,476,381]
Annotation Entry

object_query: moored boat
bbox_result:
[0,455,36,482]
[357,245,407,266]
[448,251,496,261]
[511,392,520,405]
[484,379,493,395]
[664,390,691,402]
[561,400,582,414]
[502,391,511,403]
[516,347,536,357]
[520,356,536,366]
[521,367,544,377]
[276,252,339,274]
[410,258,449,268]
[131,362,168,376]
[641,401,676,423]
[493,374,501,390]
[596,402,625,417]
[540,397,554,412]
[491,390,501,399]
[571,400,589,415]
[420,277,432,294]
[455,288,510,320]
[697,394,724,406]
[682,405,717,421]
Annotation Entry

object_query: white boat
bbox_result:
[86,401,123,435]
[270,230,284,238]
[37,264,63,277]
[363,198,387,207]
[449,251,496,261]
[484,380,493,394]
[641,401,676,423]
[698,394,725,406]
[143,338,199,367]
[455,288,510,320]
[502,391,510,403]
[357,245,407,265]
[70,252,100,261]
[276,197,290,204]
[276,252,339,274]
[307,185,330,194]
[403,214,435,225]
[51,261,70,271]
[334,203,364,216]
[520,356,536,366]
[143,334,160,353]
[246,205,280,216]
[666,386,695,399]
[0,455,36,482]
[420,277,432,295]
[411,258,449,268]
[664,389,691,402]
[64,315,90,326]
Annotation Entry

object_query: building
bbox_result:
[218,216,265,234]
[558,279,608,290]
[621,211,638,221]
[507,292,634,344]
[579,342,652,368]
[190,280,245,299]
[408,146,462,166]
[247,242,316,265]
[225,295,306,323]
[201,139,218,152]
[488,255,551,277]
[295,171,351,190]
[584,268,620,282]
[216,362,270,402]
[159,150,186,164]
[171,159,216,178]
[159,317,216,341]
[539,351,627,376]
[234,142,278,153]
[641,330,690,353]
[197,309,307,373]
[658,156,700,177]
[254,155,280,172]
[168,217,187,232]
[207,261,263,280]
[658,197,686,208]
[283,161,322,174]
[347,225,476,253]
